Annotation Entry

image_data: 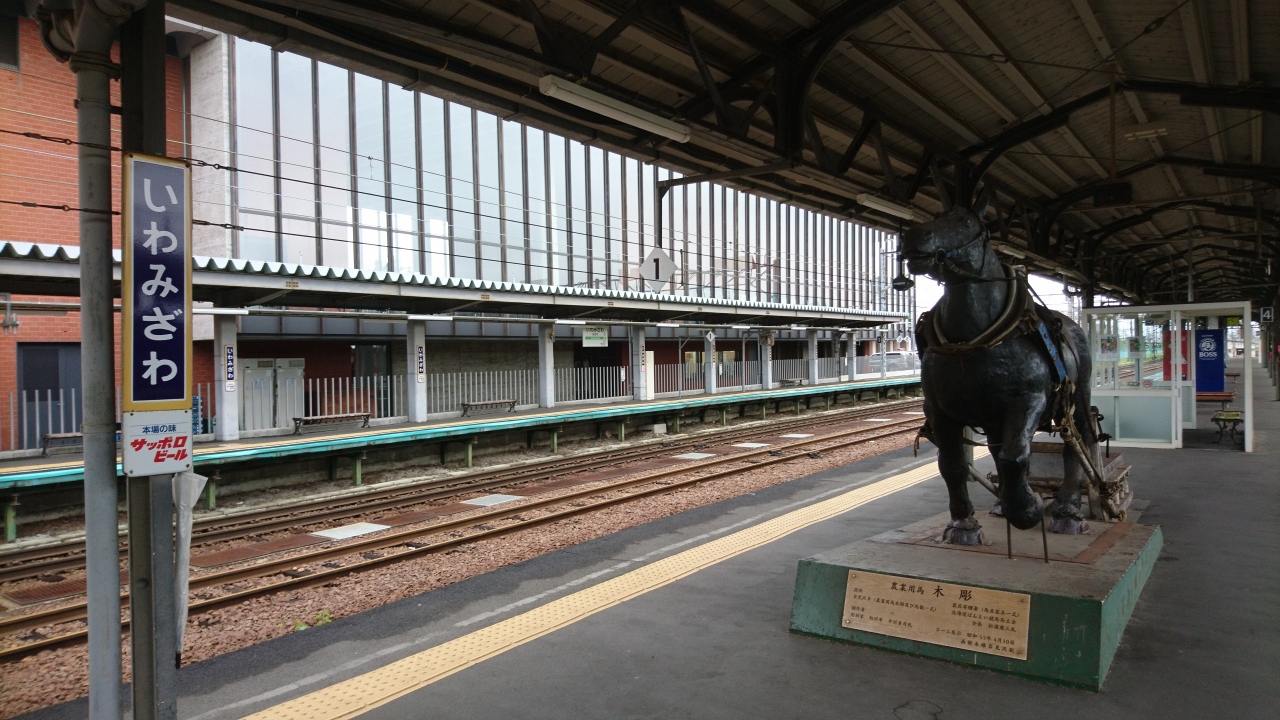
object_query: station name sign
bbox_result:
[121,154,193,476]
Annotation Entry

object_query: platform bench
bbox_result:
[292,412,370,434]
[1210,410,1244,445]
[41,432,83,456]
[460,399,517,416]
[780,378,807,387]
[1196,391,1236,409]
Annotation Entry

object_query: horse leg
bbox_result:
[996,400,1045,531]
[1052,445,1090,534]
[935,414,984,546]
[1052,390,1095,533]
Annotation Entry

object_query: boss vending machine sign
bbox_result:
[121,154,193,476]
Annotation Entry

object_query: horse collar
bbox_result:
[925,264,1031,353]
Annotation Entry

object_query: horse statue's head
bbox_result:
[900,195,991,283]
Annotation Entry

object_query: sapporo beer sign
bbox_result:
[122,154,193,476]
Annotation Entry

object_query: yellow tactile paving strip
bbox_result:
[247,452,981,720]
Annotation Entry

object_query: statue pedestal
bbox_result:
[789,511,1161,690]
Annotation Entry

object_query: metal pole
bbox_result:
[69,34,126,720]
[128,475,177,720]
[120,4,178,717]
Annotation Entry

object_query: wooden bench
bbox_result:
[1210,410,1244,445]
[460,399,517,417]
[41,432,83,456]
[1226,371,1241,385]
[1196,391,1236,409]
[292,412,370,434]
[780,378,807,387]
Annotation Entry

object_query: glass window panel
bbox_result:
[569,140,588,284]
[316,61,352,253]
[608,152,622,290]
[418,94,448,277]
[388,87,418,273]
[321,222,352,269]
[502,120,526,283]
[277,53,314,227]
[449,103,476,279]
[476,111,502,280]
[624,157,640,291]
[547,133,567,286]
[354,75,387,271]
[282,217,317,265]
[238,211,276,262]
[233,38,275,241]
[589,146,607,284]
[525,127,548,285]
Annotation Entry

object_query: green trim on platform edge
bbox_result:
[788,525,1162,691]
[0,376,920,491]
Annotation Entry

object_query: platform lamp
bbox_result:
[891,222,914,292]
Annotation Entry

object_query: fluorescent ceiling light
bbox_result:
[1122,122,1168,141]
[855,194,915,220]
[657,322,681,328]
[731,325,750,330]
[555,319,587,325]
[540,75,691,144]
[407,314,453,321]
[194,307,249,316]
[790,325,808,330]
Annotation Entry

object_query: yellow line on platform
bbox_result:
[246,453,971,720]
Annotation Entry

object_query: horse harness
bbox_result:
[915,263,1069,384]
[915,265,1102,486]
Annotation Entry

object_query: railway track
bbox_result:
[0,397,923,584]
[0,408,925,661]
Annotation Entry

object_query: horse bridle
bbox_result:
[903,224,1003,284]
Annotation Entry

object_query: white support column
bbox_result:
[879,331,888,380]
[406,319,427,422]
[844,331,857,381]
[703,331,717,395]
[538,324,556,408]
[629,326,652,401]
[807,330,820,385]
[760,333,774,390]
[214,315,239,441]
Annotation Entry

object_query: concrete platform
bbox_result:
[0,375,918,492]
[17,363,1278,719]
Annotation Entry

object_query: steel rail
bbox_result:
[0,398,921,582]
[0,414,923,654]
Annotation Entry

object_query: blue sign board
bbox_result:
[123,154,191,411]
[1194,329,1225,393]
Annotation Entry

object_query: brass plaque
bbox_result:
[841,570,1030,660]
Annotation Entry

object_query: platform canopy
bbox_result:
[164,0,1280,309]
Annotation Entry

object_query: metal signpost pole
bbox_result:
[121,153,193,720]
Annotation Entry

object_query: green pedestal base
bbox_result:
[790,511,1162,690]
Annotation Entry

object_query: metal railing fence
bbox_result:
[654,362,706,396]
[423,369,539,415]
[555,365,631,403]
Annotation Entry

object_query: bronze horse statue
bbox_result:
[902,198,1098,544]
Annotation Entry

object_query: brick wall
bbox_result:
[0,18,194,449]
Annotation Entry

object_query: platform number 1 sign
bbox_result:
[639,247,677,293]
[121,154,193,477]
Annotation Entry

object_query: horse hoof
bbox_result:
[1050,507,1089,535]
[941,517,985,546]
[989,502,1003,517]
[1050,517,1089,535]
[1000,482,1043,530]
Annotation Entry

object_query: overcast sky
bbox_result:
[914,273,1075,317]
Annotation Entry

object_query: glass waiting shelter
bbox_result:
[1084,301,1256,452]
